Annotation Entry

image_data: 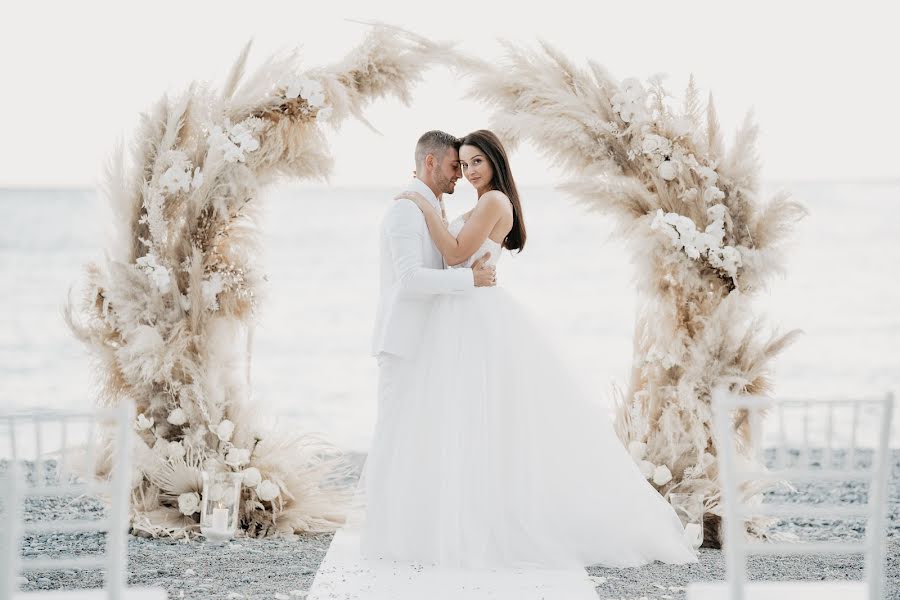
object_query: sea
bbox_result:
[1,182,898,453]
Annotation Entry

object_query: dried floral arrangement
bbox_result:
[65,26,449,538]
[467,42,806,545]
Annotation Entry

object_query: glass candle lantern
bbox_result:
[668,492,704,549]
[200,470,242,541]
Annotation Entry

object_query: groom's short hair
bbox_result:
[415,130,460,170]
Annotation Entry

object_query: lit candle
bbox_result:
[212,507,229,532]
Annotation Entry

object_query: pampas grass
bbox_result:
[467,43,807,546]
[65,25,441,539]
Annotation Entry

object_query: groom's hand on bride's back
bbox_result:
[472,253,496,287]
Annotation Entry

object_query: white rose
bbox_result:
[168,441,186,460]
[658,160,678,181]
[216,419,235,442]
[639,460,655,479]
[621,77,644,101]
[641,135,661,154]
[652,464,673,486]
[224,448,251,468]
[255,480,280,502]
[241,467,262,488]
[135,413,154,431]
[627,440,647,461]
[698,165,718,183]
[167,408,187,426]
[177,492,200,515]
[703,185,726,203]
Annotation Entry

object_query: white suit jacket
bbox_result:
[371,178,474,358]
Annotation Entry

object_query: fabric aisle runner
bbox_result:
[307,526,599,599]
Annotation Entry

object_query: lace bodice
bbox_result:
[447,215,503,269]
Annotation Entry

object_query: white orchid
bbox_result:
[167,408,187,426]
[208,117,263,164]
[167,441,186,460]
[255,480,280,502]
[658,160,678,181]
[177,492,200,515]
[215,419,235,442]
[703,185,726,203]
[135,413,154,431]
[286,78,327,108]
[200,272,225,311]
[241,467,262,487]
[639,460,655,479]
[160,164,193,195]
[225,448,251,468]
[135,252,172,294]
[627,440,647,461]
[653,464,673,486]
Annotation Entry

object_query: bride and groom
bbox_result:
[360,128,698,570]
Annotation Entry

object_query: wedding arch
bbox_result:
[66,26,805,545]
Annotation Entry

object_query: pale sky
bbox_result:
[2,0,897,188]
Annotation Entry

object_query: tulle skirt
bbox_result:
[358,286,697,569]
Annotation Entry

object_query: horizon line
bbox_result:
[2,176,899,194]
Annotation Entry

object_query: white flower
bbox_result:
[216,419,235,442]
[200,272,225,311]
[703,185,726,203]
[229,121,260,154]
[639,460,655,479]
[658,160,678,181]
[641,135,661,154]
[135,413,154,431]
[706,204,727,223]
[207,118,262,164]
[620,77,645,101]
[178,492,201,515]
[241,467,262,488]
[697,165,718,184]
[652,464,673,486]
[256,480,280,502]
[224,448,251,468]
[136,252,172,294]
[160,164,192,195]
[628,440,647,461]
[152,437,169,456]
[285,78,326,108]
[683,241,701,260]
[167,408,187,426]
[168,441,186,460]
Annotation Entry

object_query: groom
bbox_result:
[371,129,496,420]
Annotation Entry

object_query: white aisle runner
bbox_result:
[307,526,599,600]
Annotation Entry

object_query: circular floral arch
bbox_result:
[66,27,804,544]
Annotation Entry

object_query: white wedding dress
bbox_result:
[308,216,697,599]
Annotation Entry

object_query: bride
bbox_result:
[357,129,698,570]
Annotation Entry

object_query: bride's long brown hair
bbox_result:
[460,130,527,253]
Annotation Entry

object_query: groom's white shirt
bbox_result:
[371,178,474,358]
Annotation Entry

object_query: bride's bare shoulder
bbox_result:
[477,190,513,214]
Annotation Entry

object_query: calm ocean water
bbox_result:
[1,182,897,451]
